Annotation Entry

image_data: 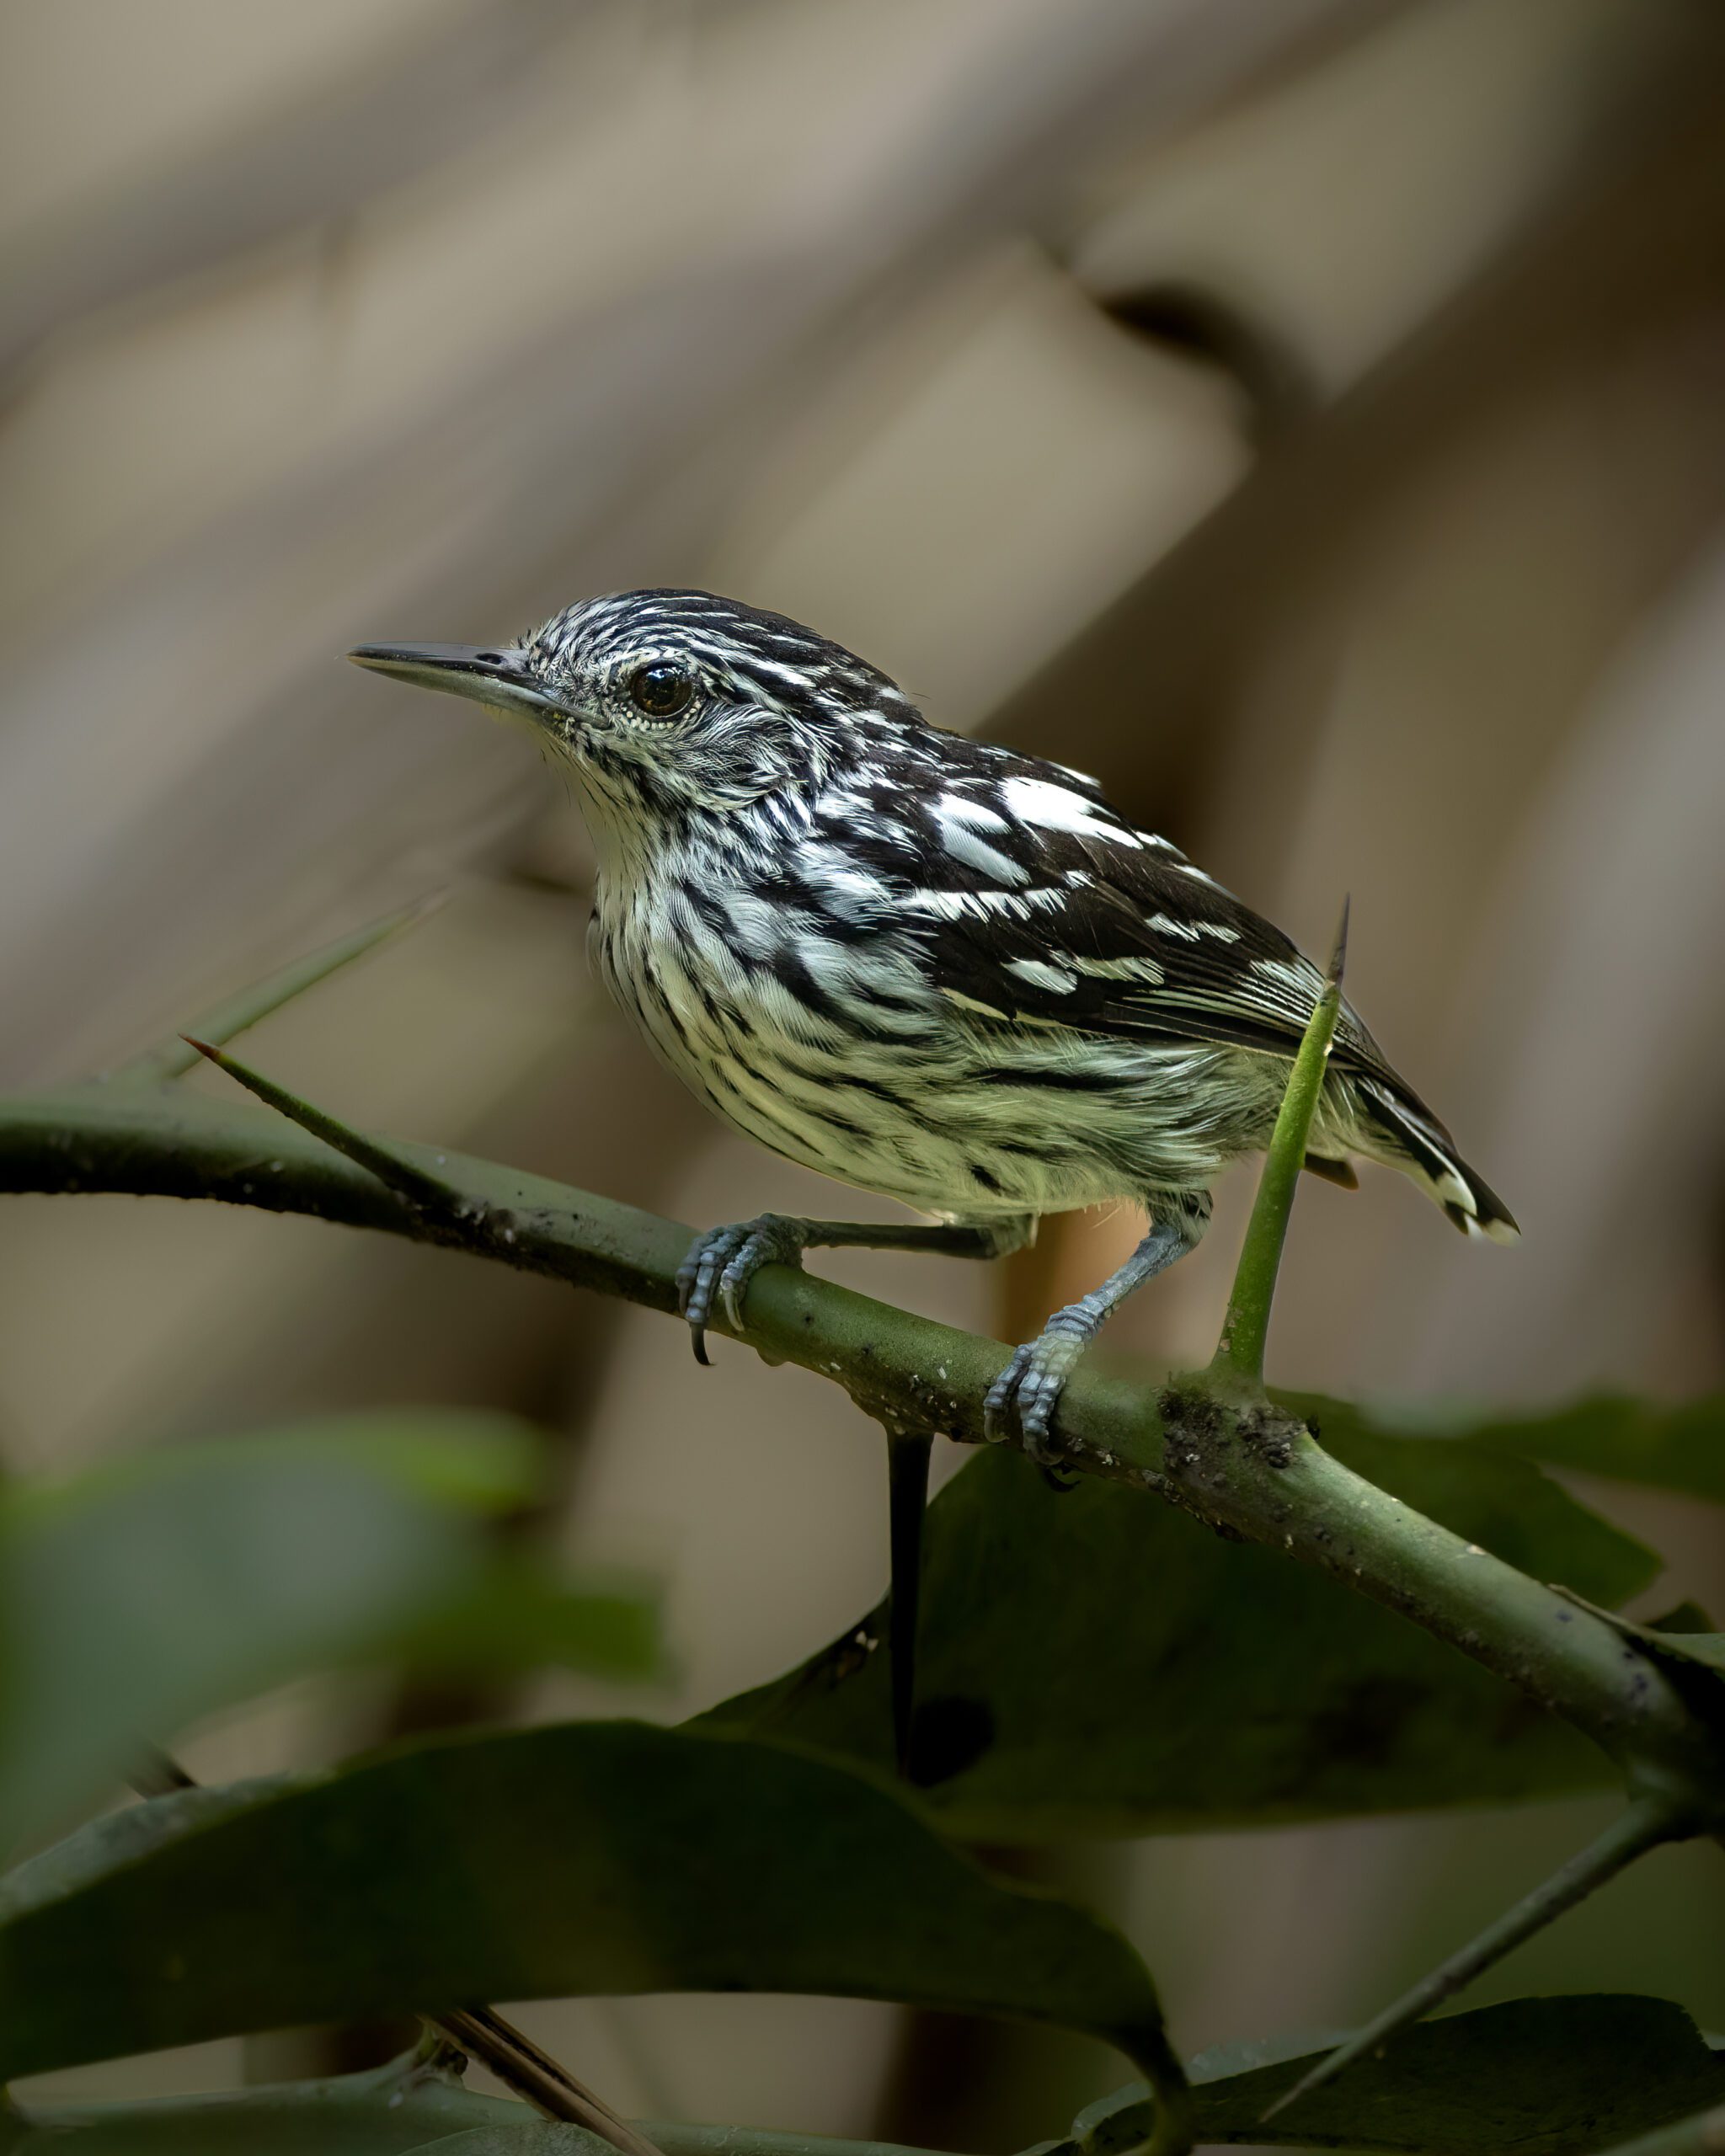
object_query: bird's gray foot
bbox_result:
[676,1213,809,1364]
[983,1303,1103,1464]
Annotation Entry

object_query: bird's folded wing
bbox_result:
[894,775,1392,1080]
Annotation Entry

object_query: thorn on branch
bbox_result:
[430,2006,669,2156]
[182,1037,464,1215]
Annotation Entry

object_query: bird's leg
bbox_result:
[677,1214,1032,1364]
[985,1209,1204,1463]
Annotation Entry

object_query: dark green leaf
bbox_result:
[1072,1995,1725,2153]
[1340,1390,1725,1508]
[0,2060,957,2156]
[702,1430,1654,1838]
[413,2132,611,2154]
[0,1413,658,1850]
[0,1721,1167,2083]
[0,2054,517,2152]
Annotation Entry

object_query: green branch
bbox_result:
[2,1070,1720,1822]
[12,913,1719,2132]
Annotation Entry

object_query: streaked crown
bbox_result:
[526,590,917,726]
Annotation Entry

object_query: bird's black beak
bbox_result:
[348,642,564,724]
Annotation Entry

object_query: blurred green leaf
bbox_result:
[29,1999,1714,2156]
[702,1429,1656,1838]
[0,1412,658,1851]
[1074,1995,1725,2154]
[115,897,444,1085]
[419,2133,612,2155]
[0,2054,516,2152]
[1323,1390,1725,1508]
[0,1721,1167,2084]
[0,2060,953,2156]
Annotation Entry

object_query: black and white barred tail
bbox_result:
[1354,1079,1519,1244]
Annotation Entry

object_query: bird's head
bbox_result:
[351,590,920,851]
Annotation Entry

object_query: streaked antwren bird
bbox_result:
[352,590,1515,1460]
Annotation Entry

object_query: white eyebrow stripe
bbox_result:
[727,650,819,686]
[1001,775,1144,848]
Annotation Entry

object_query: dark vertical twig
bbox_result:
[885,1428,934,1777]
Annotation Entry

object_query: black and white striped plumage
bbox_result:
[353,590,1515,1452]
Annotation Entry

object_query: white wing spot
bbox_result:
[1001,775,1143,849]
[1005,958,1077,994]
[907,887,1032,921]
[1050,760,1102,791]
[1146,913,1201,942]
[1252,958,1320,992]
[1073,954,1166,984]
[935,791,1009,831]
[935,811,1028,885]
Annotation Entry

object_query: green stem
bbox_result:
[1260,1791,1692,2121]
[1210,900,1347,1393]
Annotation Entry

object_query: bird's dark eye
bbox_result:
[627,661,693,720]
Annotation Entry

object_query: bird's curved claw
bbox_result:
[676,1214,809,1364]
[982,1311,1096,1465]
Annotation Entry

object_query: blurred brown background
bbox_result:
[4,0,1725,2146]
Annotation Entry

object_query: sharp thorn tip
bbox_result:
[1327,894,1351,987]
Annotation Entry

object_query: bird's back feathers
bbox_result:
[810,723,1518,1240]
